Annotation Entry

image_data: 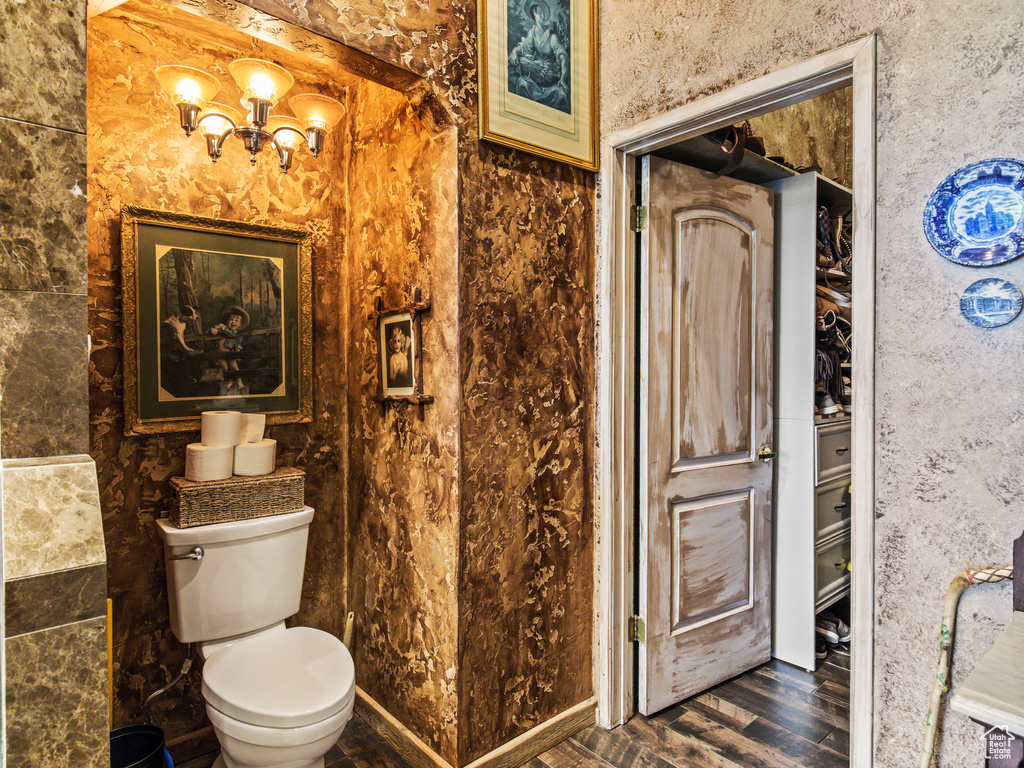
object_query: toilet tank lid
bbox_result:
[156,506,314,546]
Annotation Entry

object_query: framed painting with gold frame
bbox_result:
[478,0,597,171]
[120,206,312,436]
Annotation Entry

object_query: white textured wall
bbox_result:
[599,2,1024,766]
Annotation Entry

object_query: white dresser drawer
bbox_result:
[815,476,851,540]
[815,533,852,610]
[816,420,851,484]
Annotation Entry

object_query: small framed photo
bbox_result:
[120,206,312,435]
[477,0,597,170]
[373,290,433,408]
[378,310,416,397]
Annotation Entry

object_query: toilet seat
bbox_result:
[202,627,354,729]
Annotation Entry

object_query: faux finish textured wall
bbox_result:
[88,10,351,735]
[346,79,461,762]
[600,3,1024,766]
[747,87,853,184]
[239,2,595,765]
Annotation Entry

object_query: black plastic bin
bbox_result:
[110,725,168,768]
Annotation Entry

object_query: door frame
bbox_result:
[594,36,876,767]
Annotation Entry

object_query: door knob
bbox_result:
[757,446,777,463]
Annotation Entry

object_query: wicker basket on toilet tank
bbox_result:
[168,467,305,528]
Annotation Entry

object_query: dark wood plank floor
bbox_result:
[174,714,419,768]
[177,651,849,768]
[529,650,850,768]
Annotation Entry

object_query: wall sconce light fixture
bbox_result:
[154,58,345,173]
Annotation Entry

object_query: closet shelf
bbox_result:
[652,135,798,185]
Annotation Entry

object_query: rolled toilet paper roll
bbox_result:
[242,413,266,444]
[201,411,244,447]
[185,443,234,482]
[233,439,277,477]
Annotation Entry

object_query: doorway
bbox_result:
[594,37,876,768]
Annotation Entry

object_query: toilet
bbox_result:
[157,507,354,768]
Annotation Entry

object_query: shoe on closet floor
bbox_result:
[819,612,852,643]
[815,637,829,660]
[815,392,842,417]
[815,619,840,645]
[840,376,852,414]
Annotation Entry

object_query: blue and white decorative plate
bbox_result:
[960,278,1023,328]
[924,158,1024,266]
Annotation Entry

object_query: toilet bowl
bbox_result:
[156,509,354,768]
[202,626,355,768]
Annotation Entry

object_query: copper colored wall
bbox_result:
[241,1,595,764]
[458,152,594,763]
[88,0,595,761]
[346,80,461,762]
[87,11,351,736]
[747,87,853,184]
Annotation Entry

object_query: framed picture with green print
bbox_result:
[478,0,598,171]
[120,206,312,435]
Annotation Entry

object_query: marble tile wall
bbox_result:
[3,456,108,768]
[5,563,107,636]
[1,0,107,764]
[5,618,108,768]
[0,119,88,293]
[87,8,352,739]
[0,291,89,458]
[2,456,106,580]
[0,0,87,132]
[0,0,89,461]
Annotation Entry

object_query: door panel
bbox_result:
[671,490,753,633]
[672,209,755,467]
[638,155,775,715]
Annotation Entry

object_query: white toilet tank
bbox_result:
[156,506,314,644]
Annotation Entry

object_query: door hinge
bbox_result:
[631,205,648,232]
[629,615,646,642]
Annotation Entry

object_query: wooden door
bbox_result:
[638,155,775,715]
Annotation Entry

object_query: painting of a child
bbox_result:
[156,246,284,401]
[379,312,415,396]
[208,304,250,395]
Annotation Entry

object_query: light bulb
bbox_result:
[248,73,276,101]
[200,114,232,136]
[154,65,221,108]
[176,78,201,104]
[289,93,346,133]
[267,116,306,150]
[228,58,295,107]
[198,102,242,137]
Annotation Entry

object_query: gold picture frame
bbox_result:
[478,0,598,171]
[120,206,313,436]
